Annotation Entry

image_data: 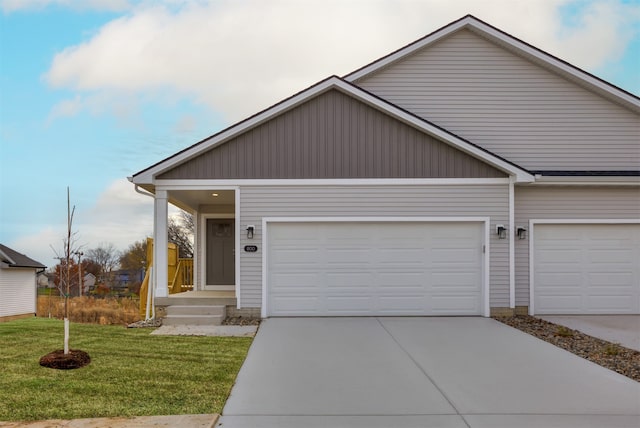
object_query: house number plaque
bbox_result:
[244,245,258,252]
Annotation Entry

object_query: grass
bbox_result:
[0,318,252,421]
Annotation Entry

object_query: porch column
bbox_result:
[192,209,200,291]
[154,190,169,298]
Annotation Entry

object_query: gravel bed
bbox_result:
[495,315,640,382]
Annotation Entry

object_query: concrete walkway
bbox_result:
[219,317,640,428]
[151,325,258,337]
[540,315,640,351]
[1,414,218,428]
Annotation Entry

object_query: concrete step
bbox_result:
[166,305,226,316]
[156,296,236,306]
[163,314,225,326]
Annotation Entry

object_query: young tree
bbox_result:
[50,187,77,355]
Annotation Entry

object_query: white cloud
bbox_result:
[46,95,84,123]
[43,0,639,124]
[0,0,131,13]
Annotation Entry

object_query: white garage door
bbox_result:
[533,224,640,314]
[266,221,484,316]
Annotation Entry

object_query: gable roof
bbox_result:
[132,76,534,184]
[345,15,640,113]
[0,244,46,269]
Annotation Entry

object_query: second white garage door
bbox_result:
[266,221,485,316]
[533,223,640,314]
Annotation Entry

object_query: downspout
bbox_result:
[130,181,157,320]
[509,177,515,311]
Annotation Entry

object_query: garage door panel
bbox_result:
[586,296,634,313]
[325,272,374,287]
[432,295,480,313]
[589,273,634,286]
[537,296,582,312]
[267,222,484,316]
[534,224,640,315]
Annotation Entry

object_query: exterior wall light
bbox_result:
[517,227,527,240]
[496,224,507,239]
[246,225,255,239]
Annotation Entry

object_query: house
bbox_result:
[130,15,639,321]
[0,243,46,321]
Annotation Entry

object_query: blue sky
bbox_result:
[1,0,639,268]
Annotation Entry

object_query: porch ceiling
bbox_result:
[167,189,235,212]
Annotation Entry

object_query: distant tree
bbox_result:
[168,211,194,258]
[86,243,120,282]
[52,258,82,297]
[119,239,147,271]
[81,258,101,278]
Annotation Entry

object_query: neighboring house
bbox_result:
[0,244,46,321]
[110,269,145,292]
[131,15,639,318]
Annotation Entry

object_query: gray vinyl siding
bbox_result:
[238,184,509,309]
[355,30,640,171]
[514,186,640,306]
[159,89,505,180]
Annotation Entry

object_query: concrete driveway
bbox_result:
[218,317,640,428]
[540,315,640,351]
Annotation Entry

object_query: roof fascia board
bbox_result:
[529,176,640,186]
[135,76,533,184]
[0,248,15,266]
[345,16,640,110]
[154,178,512,188]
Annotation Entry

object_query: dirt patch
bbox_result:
[495,315,640,382]
[39,349,91,370]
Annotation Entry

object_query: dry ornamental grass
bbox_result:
[37,296,141,325]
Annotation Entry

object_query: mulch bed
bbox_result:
[39,349,91,370]
[222,316,261,326]
[494,315,640,382]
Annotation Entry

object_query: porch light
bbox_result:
[496,224,507,239]
[246,225,255,239]
[212,193,219,197]
[517,227,527,240]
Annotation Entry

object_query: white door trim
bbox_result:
[261,216,491,318]
[528,219,640,315]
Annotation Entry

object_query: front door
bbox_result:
[206,219,235,286]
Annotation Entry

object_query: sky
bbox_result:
[1,0,639,269]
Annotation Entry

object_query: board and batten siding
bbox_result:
[0,268,36,318]
[514,186,640,307]
[159,89,505,180]
[355,29,640,171]
[238,184,509,310]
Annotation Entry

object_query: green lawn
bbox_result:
[0,318,253,421]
